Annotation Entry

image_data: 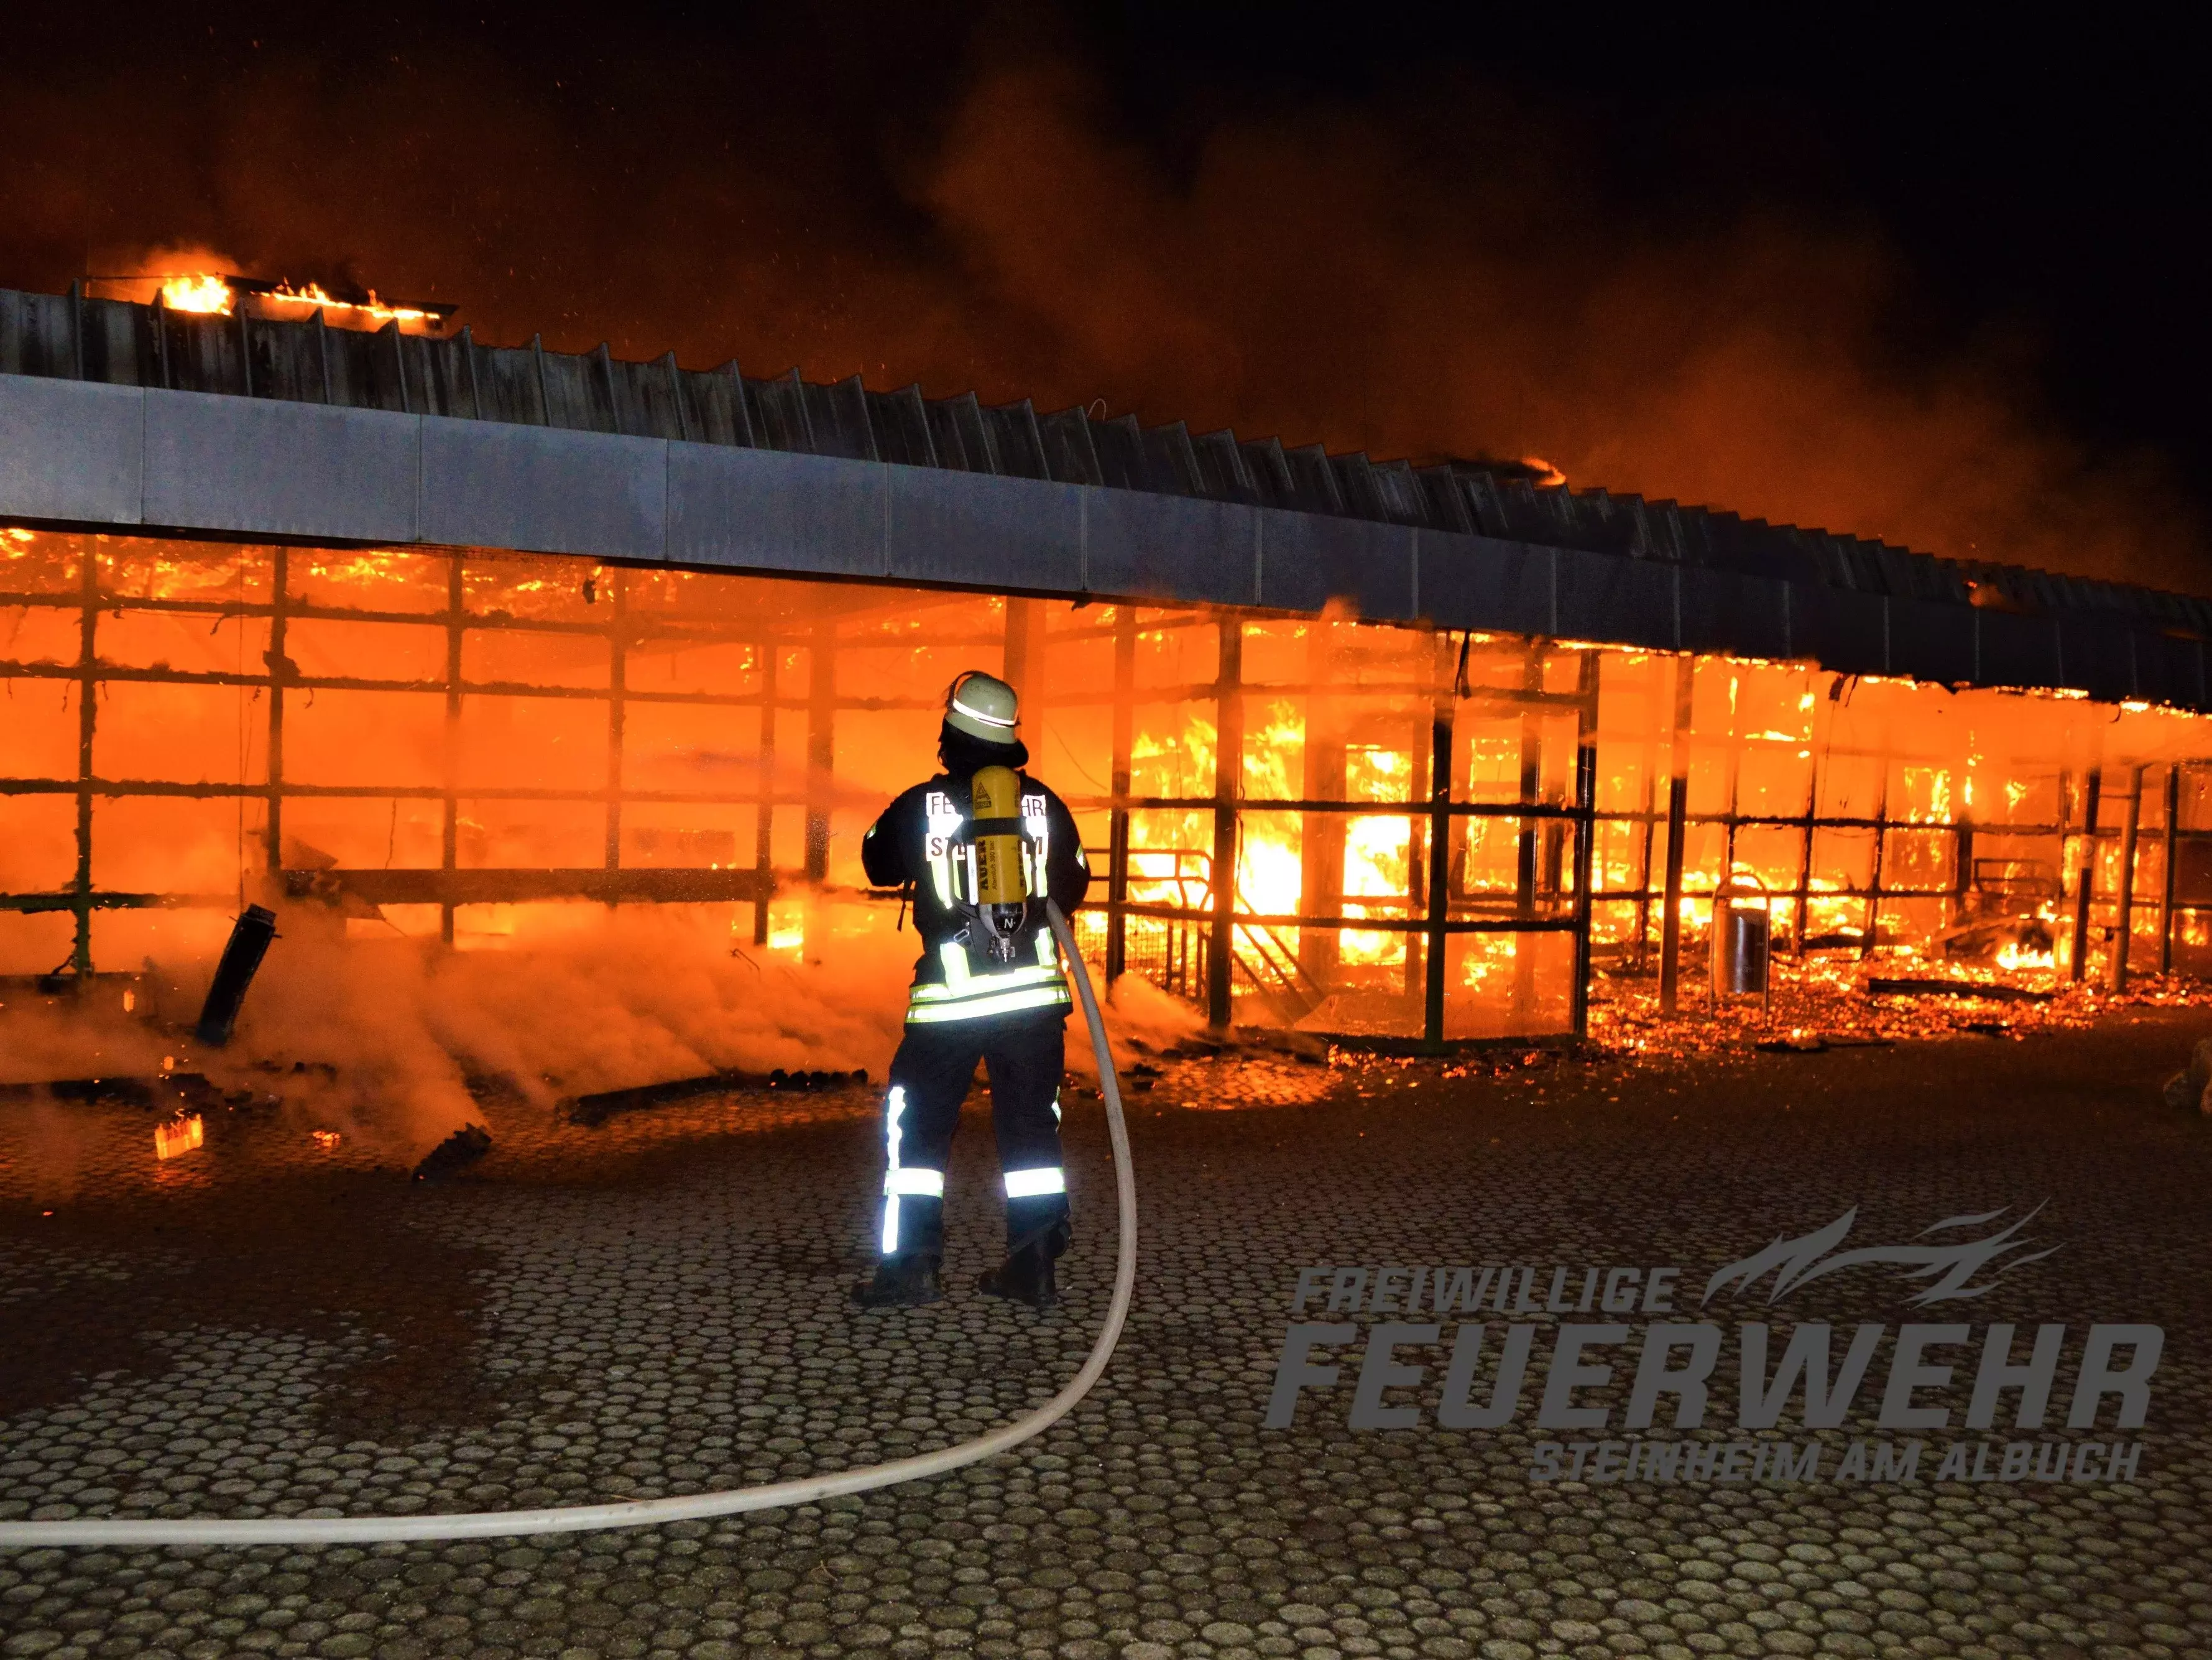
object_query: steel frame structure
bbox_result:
[4,532,2208,1044]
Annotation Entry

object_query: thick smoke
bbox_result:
[0,28,2201,588]
[0,903,919,1156]
[0,899,1202,1156]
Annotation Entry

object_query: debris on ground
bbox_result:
[561,1067,870,1128]
[1588,954,2212,1064]
[0,1072,223,1110]
[412,1122,492,1182]
[1868,976,2054,1003]
[2161,1036,2212,1114]
[193,904,279,1046]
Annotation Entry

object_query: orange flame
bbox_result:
[160,274,234,315]
[259,281,446,331]
[154,1114,205,1160]
[153,272,445,331]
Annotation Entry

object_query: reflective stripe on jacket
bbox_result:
[862,769,1091,1025]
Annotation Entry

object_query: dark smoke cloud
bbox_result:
[1,17,2201,589]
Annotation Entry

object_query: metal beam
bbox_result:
[1207,619,1243,1028]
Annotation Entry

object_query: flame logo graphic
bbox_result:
[1700,1205,2059,1307]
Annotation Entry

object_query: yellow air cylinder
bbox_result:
[971,765,1030,905]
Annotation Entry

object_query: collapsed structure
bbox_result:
[3,281,2210,1046]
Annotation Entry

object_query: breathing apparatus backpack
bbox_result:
[957,764,1041,969]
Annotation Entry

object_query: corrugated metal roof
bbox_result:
[1,282,2206,640]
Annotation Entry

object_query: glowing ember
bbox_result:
[154,1115,205,1160]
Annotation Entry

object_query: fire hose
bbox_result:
[0,900,1136,1548]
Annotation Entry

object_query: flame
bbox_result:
[1521,456,1568,488]
[260,281,446,331]
[1994,939,2055,972]
[311,1129,343,1150]
[154,1114,205,1160]
[160,274,234,314]
[152,272,445,331]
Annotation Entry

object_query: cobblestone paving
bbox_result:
[4,1010,2211,1660]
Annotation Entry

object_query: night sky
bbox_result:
[4,5,2206,589]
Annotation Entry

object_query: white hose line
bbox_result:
[0,900,1136,1549]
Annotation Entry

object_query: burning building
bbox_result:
[2,276,2211,1058]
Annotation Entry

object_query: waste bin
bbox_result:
[1712,872,1772,1006]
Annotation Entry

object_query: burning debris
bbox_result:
[152,1114,204,1161]
[1592,952,2212,1063]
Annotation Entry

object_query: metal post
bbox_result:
[1510,643,1544,1023]
[1569,650,1601,1039]
[70,545,98,977]
[1792,678,1827,954]
[2071,768,2101,983]
[604,570,627,905]
[1953,819,1975,929]
[1863,763,1891,961]
[1721,727,1742,881]
[2111,764,2144,992]
[1407,675,1434,1005]
[1003,597,1042,762]
[1299,619,1347,988]
[1206,617,1243,1029]
[1514,647,1543,917]
[1633,693,1659,969]
[2160,763,2180,974]
[752,643,777,947]
[1105,606,1136,984]
[1657,654,1694,1015]
[440,553,464,944]
[265,548,287,876]
[1422,644,1456,1047]
[804,617,836,884]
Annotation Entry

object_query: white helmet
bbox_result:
[945,670,1020,744]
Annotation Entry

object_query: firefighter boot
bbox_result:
[976,1243,1055,1309]
[853,1253,944,1308]
[977,1220,1069,1309]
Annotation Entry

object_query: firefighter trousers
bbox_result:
[875,1009,1071,1263]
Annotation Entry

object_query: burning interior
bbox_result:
[5,278,2212,1120]
[6,533,2211,1041]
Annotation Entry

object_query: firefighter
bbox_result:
[854,670,1092,1309]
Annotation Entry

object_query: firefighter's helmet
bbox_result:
[945,670,1020,744]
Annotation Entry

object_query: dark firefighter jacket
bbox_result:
[862,771,1092,1023]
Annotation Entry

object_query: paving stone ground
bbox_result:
[3,1008,2211,1660]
